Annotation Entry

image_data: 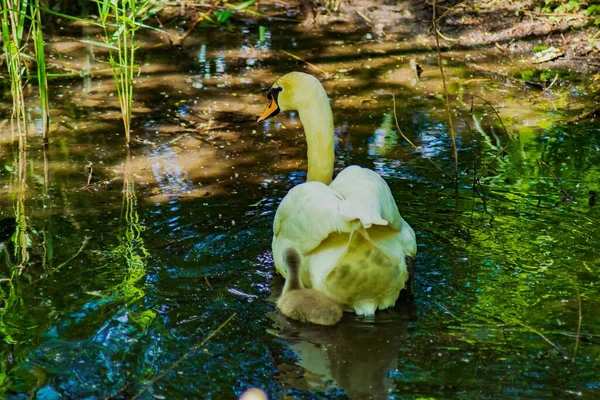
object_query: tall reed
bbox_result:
[432,0,459,185]
[31,0,50,143]
[96,0,150,145]
[1,0,28,142]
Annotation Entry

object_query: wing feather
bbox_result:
[330,165,403,230]
[272,181,357,275]
[273,182,358,248]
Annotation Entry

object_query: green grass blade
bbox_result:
[227,0,256,10]
[38,6,104,27]
[32,0,49,140]
[80,39,119,51]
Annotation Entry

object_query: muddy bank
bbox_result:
[294,0,600,72]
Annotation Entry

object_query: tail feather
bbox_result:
[338,197,389,229]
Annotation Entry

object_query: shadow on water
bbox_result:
[0,2,600,398]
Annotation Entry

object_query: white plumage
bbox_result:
[259,72,417,317]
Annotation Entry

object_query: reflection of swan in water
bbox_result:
[268,275,416,399]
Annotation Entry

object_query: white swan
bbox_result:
[258,72,417,316]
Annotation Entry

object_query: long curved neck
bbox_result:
[284,266,302,292]
[297,96,334,185]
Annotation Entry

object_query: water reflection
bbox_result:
[1,138,28,393]
[12,146,28,272]
[115,150,148,302]
[151,144,194,196]
[367,112,397,157]
[270,277,415,399]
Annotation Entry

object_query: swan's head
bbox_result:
[257,72,327,123]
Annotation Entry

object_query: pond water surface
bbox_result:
[1,5,600,400]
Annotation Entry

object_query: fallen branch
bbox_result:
[131,313,237,400]
[510,321,570,358]
[568,107,600,123]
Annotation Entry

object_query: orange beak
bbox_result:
[257,98,280,123]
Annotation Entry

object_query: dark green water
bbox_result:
[1,11,600,400]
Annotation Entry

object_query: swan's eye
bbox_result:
[267,86,283,100]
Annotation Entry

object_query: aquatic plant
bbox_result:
[30,0,50,143]
[95,0,152,145]
[1,0,28,141]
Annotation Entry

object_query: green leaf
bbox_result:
[216,10,232,24]
[38,7,104,27]
[259,25,266,42]
[587,5,600,15]
[227,0,255,10]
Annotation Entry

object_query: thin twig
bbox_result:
[179,10,213,43]
[434,301,461,321]
[131,313,237,400]
[278,49,329,77]
[355,9,372,23]
[513,321,569,358]
[538,159,573,202]
[436,27,458,42]
[433,0,459,185]
[478,145,509,178]
[494,42,512,59]
[573,281,582,362]
[86,162,93,186]
[392,95,446,175]
[541,73,559,96]
[464,115,491,217]
[470,94,508,137]
[473,179,490,215]
[436,0,470,23]
[27,237,90,286]
[466,114,477,218]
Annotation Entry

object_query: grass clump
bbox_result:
[95,0,152,145]
[1,0,28,141]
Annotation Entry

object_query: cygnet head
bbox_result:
[239,388,268,400]
[276,247,343,326]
